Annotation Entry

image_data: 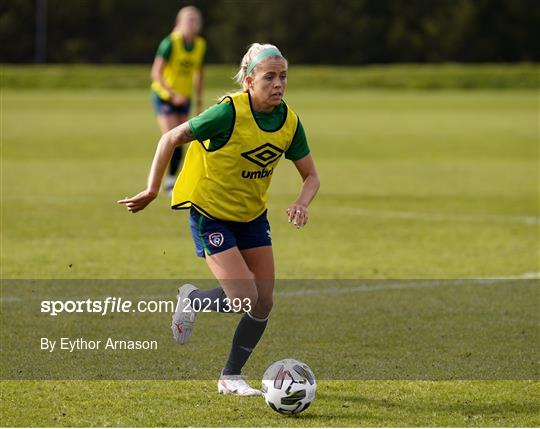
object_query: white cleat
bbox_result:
[218,374,262,396]
[171,284,198,344]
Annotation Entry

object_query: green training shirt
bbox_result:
[188,98,310,161]
[156,35,206,63]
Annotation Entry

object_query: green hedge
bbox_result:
[2,64,538,90]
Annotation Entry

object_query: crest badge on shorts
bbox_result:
[208,232,224,247]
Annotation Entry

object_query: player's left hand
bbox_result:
[117,189,157,213]
[286,204,308,228]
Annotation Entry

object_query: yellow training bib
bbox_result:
[171,92,299,222]
[151,33,206,100]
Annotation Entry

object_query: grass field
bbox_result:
[2,63,538,90]
[1,68,539,426]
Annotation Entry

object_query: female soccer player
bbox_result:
[150,6,206,194]
[119,43,320,396]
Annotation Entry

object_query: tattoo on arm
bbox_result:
[170,122,194,146]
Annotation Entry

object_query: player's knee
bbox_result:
[227,288,258,312]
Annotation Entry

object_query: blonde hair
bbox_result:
[175,6,202,34]
[234,43,288,91]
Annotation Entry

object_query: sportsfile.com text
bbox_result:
[40,297,251,316]
[41,297,174,316]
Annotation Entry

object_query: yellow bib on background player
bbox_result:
[151,33,206,100]
[172,92,299,222]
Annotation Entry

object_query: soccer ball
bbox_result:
[261,358,316,415]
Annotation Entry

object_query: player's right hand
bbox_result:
[117,190,157,213]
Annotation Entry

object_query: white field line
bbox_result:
[1,296,22,302]
[1,273,538,302]
[327,207,540,225]
[276,274,540,297]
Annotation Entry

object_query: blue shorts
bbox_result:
[189,207,272,258]
[151,92,191,116]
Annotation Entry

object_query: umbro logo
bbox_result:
[241,143,283,168]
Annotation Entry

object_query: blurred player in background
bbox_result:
[150,6,206,194]
[119,43,319,396]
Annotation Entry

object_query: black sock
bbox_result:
[169,146,183,176]
[222,312,268,376]
[188,287,233,313]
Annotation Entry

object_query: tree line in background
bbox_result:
[2,0,539,64]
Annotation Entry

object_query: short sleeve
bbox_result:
[188,99,234,142]
[156,36,172,60]
[285,120,310,161]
